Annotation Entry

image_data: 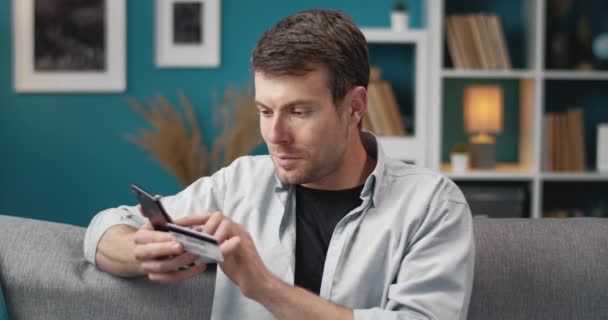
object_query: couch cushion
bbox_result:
[469,218,608,320]
[0,215,216,320]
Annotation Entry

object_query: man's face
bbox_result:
[254,68,353,187]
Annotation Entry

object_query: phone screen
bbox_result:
[130,184,173,231]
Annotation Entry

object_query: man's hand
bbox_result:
[177,212,274,298]
[133,221,207,283]
[182,212,352,320]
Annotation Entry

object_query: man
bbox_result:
[84,9,474,320]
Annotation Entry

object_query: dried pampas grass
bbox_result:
[125,88,262,187]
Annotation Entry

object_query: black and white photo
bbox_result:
[34,0,106,71]
[156,0,220,68]
[173,2,203,45]
[13,0,125,92]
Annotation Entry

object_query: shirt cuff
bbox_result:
[83,206,147,265]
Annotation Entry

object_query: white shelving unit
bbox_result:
[442,70,536,79]
[361,27,429,166]
[426,0,608,218]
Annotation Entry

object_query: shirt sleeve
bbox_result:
[353,199,475,320]
[83,166,229,266]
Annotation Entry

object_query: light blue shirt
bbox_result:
[84,132,474,320]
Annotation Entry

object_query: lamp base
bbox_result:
[470,142,496,169]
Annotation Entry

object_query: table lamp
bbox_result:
[463,85,503,169]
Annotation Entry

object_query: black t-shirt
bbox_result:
[294,184,364,295]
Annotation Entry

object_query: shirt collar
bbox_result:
[359,131,386,208]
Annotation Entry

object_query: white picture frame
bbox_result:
[12,0,126,93]
[156,0,221,68]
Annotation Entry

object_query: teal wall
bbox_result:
[0,1,424,227]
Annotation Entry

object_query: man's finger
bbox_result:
[203,212,224,235]
[148,262,207,283]
[173,213,211,227]
[133,228,173,244]
[214,220,233,245]
[220,236,241,256]
[140,252,198,273]
[134,241,183,261]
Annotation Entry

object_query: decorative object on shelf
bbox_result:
[390,0,409,31]
[450,144,469,173]
[12,0,126,92]
[573,12,593,71]
[545,0,574,69]
[156,0,221,67]
[463,85,503,169]
[597,123,608,172]
[125,87,261,186]
[592,33,608,70]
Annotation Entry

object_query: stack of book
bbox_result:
[444,13,511,69]
[363,68,407,136]
[544,108,586,172]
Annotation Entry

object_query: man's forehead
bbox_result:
[254,69,333,109]
[254,66,328,82]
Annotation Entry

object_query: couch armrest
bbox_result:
[0,215,216,320]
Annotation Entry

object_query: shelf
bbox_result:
[441,163,534,180]
[442,69,536,79]
[541,172,608,181]
[543,71,608,80]
[361,28,427,44]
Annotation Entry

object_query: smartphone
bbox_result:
[130,184,223,263]
[130,184,173,231]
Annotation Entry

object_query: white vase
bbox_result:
[597,124,608,172]
[391,11,409,31]
[451,153,469,173]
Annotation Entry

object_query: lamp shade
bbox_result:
[463,85,504,134]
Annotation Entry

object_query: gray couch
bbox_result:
[0,215,606,319]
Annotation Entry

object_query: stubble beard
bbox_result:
[274,145,347,186]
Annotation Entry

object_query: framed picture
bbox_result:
[12,0,126,92]
[156,0,221,68]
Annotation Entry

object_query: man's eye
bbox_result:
[259,110,271,116]
[292,110,309,117]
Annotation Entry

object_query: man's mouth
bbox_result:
[273,155,302,168]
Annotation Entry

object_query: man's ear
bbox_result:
[347,86,368,127]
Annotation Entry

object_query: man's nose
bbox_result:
[267,116,291,145]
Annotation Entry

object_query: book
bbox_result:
[548,112,557,171]
[567,108,585,171]
[379,81,407,136]
[469,14,490,69]
[366,82,388,136]
[445,13,512,70]
[574,108,586,171]
[445,17,465,69]
[453,15,478,69]
[490,14,512,69]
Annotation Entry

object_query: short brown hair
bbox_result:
[251,9,369,106]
